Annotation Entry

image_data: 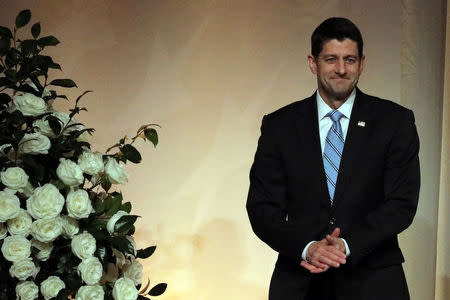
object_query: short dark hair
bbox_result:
[311,17,363,58]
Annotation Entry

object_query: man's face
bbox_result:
[308,38,365,104]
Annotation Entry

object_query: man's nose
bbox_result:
[334,59,346,75]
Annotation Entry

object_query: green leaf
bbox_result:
[46,115,62,135]
[20,39,38,56]
[136,246,156,259]
[144,128,158,147]
[105,192,123,216]
[50,79,77,88]
[101,176,112,192]
[93,198,106,214]
[38,35,60,47]
[110,236,135,256]
[148,283,167,296]
[120,144,142,164]
[88,218,108,231]
[29,75,43,93]
[21,154,45,181]
[31,22,41,38]
[120,201,132,213]
[5,49,19,68]
[51,179,65,190]
[96,245,108,266]
[0,26,13,39]
[4,69,17,81]
[0,77,9,87]
[0,36,11,55]
[13,84,39,95]
[114,215,139,234]
[0,93,11,105]
[75,90,92,105]
[15,9,31,28]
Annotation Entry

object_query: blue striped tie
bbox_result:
[323,110,345,204]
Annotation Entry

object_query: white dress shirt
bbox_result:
[301,88,356,261]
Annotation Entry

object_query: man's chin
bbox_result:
[329,89,353,101]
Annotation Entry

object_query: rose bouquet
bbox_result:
[0,9,166,300]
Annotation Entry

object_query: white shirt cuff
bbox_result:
[301,241,316,261]
[341,238,351,257]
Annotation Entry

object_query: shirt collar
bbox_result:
[317,88,356,121]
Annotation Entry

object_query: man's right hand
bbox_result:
[300,228,347,273]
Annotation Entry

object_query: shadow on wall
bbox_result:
[135,218,267,300]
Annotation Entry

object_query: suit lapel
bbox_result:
[332,89,372,208]
[294,93,332,209]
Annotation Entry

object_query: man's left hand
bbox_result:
[300,228,346,273]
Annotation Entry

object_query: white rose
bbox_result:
[56,158,84,187]
[19,133,51,155]
[123,260,143,286]
[31,217,62,242]
[1,235,31,262]
[40,276,65,300]
[61,215,79,238]
[13,93,47,116]
[31,239,53,261]
[7,209,32,236]
[22,181,35,198]
[0,143,12,155]
[66,189,93,219]
[16,281,39,300]
[75,285,105,300]
[9,257,40,280]
[1,167,28,192]
[0,222,7,239]
[71,231,96,259]
[33,111,71,138]
[105,158,128,184]
[78,256,103,285]
[0,190,20,222]
[33,118,55,137]
[26,183,64,219]
[25,81,51,98]
[78,149,104,176]
[107,210,128,235]
[112,277,138,300]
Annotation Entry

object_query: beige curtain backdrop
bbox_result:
[435,1,450,299]
[0,1,447,299]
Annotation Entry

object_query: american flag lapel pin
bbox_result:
[357,121,366,127]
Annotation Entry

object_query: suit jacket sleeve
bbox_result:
[246,115,327,262]
[345,109,420,265]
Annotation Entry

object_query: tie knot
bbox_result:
[327,110,344,123]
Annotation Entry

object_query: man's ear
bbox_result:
[307,54,318,74]
[358,55,365,75]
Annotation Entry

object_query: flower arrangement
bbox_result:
[0,9,166,300]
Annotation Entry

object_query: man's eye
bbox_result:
[346,58,356,63]
[325,58,336,63]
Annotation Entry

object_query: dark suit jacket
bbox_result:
[246,89,420,300]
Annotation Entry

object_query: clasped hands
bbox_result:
[300,228,347,274]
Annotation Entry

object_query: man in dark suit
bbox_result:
[246,17,420,300]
